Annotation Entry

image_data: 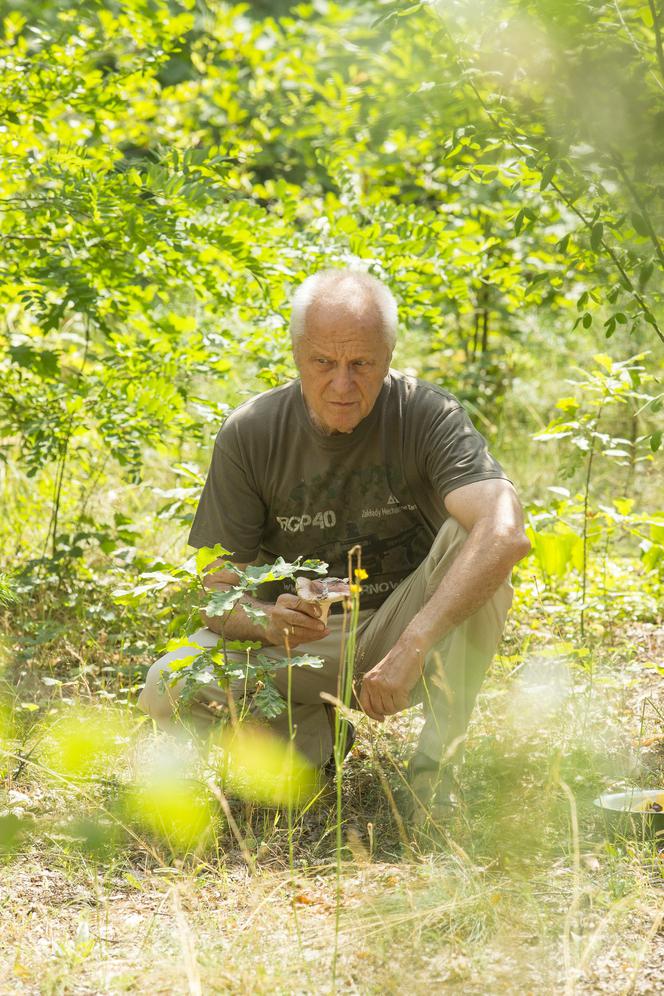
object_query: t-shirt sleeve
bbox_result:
[422,401,508,502]
[187,420,266,562]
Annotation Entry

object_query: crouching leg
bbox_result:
[137,628,334,768]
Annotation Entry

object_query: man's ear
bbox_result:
[291,339,301,370]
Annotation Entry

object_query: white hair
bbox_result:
[289,268,398,351]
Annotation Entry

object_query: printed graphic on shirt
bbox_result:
[261,464,433,609]
[276,510,337,532]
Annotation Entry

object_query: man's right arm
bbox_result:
[200,560,329,649]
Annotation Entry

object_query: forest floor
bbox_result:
[1,612,663,995]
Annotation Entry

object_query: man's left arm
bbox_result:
[358,478,531,721]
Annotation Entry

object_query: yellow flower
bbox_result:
[354,568,368,580]
[350,583,361,595]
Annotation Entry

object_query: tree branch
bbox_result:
[608,149,664,269]
[648,0,664,82]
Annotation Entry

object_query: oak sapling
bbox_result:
[162,547,331,720]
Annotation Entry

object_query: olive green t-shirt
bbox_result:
[188,370,507,610]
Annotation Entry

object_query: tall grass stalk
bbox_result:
[559,775,582,995]
[331,545,362,985]
[283,631,305,956]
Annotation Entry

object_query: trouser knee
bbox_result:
[137,655,189,722]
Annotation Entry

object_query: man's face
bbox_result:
[294,301,392,434]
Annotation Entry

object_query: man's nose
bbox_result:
[331,364,354,394]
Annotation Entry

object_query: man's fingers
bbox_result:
[270,606,329,646]
[286,625,329,645]
[295,597,321,618]
[281,609,327,635]
[358,684,386,723]
[278,594,321,619]
[360,674,408,721]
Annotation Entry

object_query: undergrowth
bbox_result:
[1,568,663,994]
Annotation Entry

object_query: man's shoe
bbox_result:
[323,717,356,779]
[406,754,459,835]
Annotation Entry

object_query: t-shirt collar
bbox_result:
[294,375,391,449]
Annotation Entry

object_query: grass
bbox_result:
[1,587,663,994]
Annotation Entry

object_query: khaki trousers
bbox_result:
[138,519,513,769]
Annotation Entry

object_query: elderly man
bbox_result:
[139,268,530,824]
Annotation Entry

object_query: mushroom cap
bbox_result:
[295,577,350,603]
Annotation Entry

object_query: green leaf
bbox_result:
[590,222,604,251]
[253,681,286,719]
[639,262,654,288]
[631,213,650,237]
[526,526,583,578]
[164,638,206,654]
[514,208,526,236]
[196,545,231,577]
[167,650,207,672]
[650,430,662,452]
[555,397,579,413]
[9,345,59,379]
[289,654,325,669]
[540,162,555,190]
[243,558,326,586]
[204,589,244,617]
[244,603,267,625]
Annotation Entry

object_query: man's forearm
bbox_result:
[397,520,529,658]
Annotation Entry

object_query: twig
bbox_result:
[609,149,664,268]
[205,777,255,871]
[647,0,664,82]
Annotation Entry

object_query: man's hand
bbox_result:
[263,593,330,648]
[358,644,424,722]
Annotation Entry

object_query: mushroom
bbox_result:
[295,577,351,624]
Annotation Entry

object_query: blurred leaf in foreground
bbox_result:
[215,725,318,807]
[124,775,214,854]
[42,707,133,779]
[124,740,215,853]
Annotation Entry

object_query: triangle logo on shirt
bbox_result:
[387,494,400,505]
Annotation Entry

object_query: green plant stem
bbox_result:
[42,317,92,567]
[284,635,305,957]
[647,0,664,82]
[581,405,603,639]
[558,777,581,994]
[331,546,362,987]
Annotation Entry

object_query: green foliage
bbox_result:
[112,544,328,718]
[0,0,658,696]
[0,0,661,593]
[414,0,664,344]
[533,352,659,472]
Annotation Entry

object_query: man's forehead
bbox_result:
[308,292,380,319]
[302,299,386,344]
